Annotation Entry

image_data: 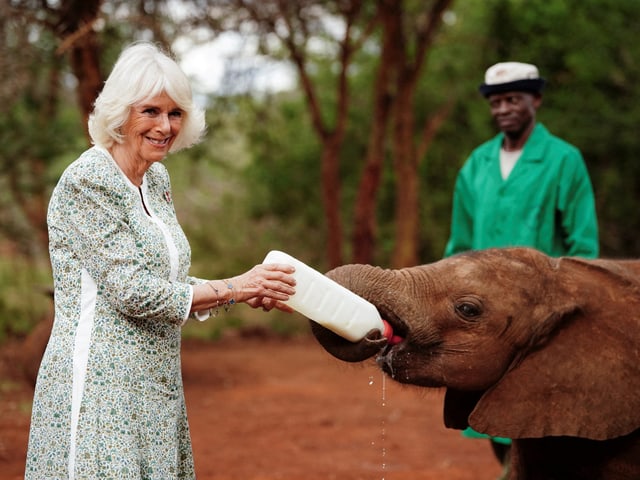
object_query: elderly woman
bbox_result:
[25,42,296,479]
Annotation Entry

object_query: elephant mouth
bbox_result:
[382,319,405,346]
[375,311,442,387]
[376,344,413,382]
[377,307,408,345]
[376,343,444,388]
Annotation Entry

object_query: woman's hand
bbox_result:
[191,263,295,314]
[228,263,296,307]
[246,298,295,313]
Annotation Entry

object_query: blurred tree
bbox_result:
[0,0,185,257]
[190,0,455,268]
[372,0,453,267]
[4,0,640,267]
[189,0,378,267]
[55,0,103,138]
[1,3,82,258]
[478,0,640,256]
[8,0,103,140]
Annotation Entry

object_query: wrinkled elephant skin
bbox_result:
[311,247,640,479]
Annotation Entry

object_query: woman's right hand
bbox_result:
[227,262,296,304]
[191,263,296,314]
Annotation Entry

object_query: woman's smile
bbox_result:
[146,136,170,145]
[110,91,183,184]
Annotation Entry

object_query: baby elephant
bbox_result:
[310,247,640,479]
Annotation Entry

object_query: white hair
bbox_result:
[88,42,206,152]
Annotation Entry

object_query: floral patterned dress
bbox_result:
[25,147,206,479]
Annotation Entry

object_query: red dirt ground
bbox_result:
[0,332,502,480]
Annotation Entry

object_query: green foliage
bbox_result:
[164,97,318,340]
[478,0,640,256]
[0,258,52,343]
[0,42,83,257]
[4,0,640,344]
[240,94,330,265]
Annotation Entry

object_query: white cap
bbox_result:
[479,62,545,97]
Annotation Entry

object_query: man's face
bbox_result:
[487,91,541,138]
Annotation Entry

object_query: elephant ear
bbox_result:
[469,295,640,441]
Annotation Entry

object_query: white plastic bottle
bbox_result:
[262,250,387,342]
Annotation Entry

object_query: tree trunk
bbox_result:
[391,84,420,268]
[321,137,344,269]
[387,0,453,268]
[351,2,399,265]
[56,0,104,142]
[68,31,103,142]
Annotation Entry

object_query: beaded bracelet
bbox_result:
[223,279,236,312]
[205,281,220,317]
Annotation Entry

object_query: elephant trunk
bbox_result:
[326,264,401,311]
[309,264,401,363]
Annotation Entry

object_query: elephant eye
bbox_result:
[455,301,482,320]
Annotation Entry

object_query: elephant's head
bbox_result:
[312,247,640,442]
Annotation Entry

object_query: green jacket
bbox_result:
[444,123,599,258]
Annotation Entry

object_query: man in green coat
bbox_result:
[444,62,599,259]
[444,62,599,477]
